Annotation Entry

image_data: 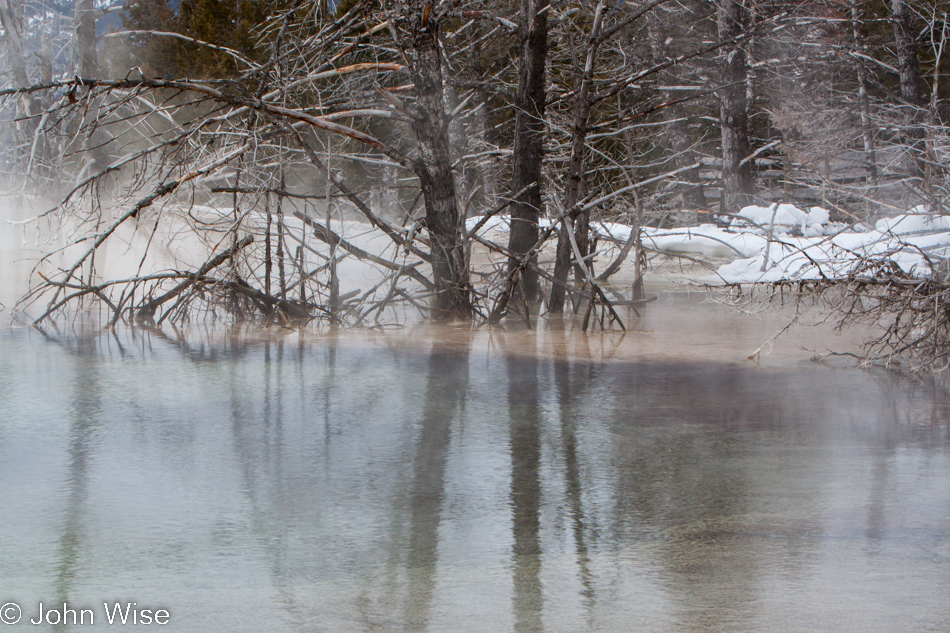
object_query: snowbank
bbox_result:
[466,216,767,259]
[464,215,555,235]
[874,206,950,234]
[465,204,950,286]
[716,206,950,283]
[596,221,767,258]
[733,203,831,237]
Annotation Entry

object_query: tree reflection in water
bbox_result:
[506,338,543,633]
[404,342,471,631]
[1,326,948,633]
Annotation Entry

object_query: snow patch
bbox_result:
[462,203,950,287]
[874,207,950,235]
[734,203,832,236]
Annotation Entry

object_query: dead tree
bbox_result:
[717,0,754,213]
[549,1,609,314]
[648,10,707,210]
[0,0,39,148]
[0,0,29,87]
[389,0,473,319]
[547,0,702,313]
[849,0,879,186]
[507,0,549,303]
[5,0,787,330]
[891,0,927,181]
[76,0,97,77]
[7,0,482,326]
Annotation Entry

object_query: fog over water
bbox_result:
[1,317,949,632]
[0,199,38,321]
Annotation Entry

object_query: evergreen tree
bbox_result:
[176,0,270,78]
[121,0,274,79]
[120,0,180,78]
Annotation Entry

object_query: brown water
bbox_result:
[1,315,948,633]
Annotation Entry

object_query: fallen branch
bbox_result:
[293,210,434,291]
[135,235,254,321]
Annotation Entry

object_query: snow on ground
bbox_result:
[600,222,768,258]
[26,201,945,298]
[732,203,831,237]
[466,203,950,285]
[874,206,950,234]
[714,204,950,283]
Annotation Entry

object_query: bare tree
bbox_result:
[0,0,29,87]
[648,8,707,210]
[13,0,948,337]
[388,0,473,319]
[75,0,97,77]
[717,0,754,212]
[891,0,926,181]
[548,1,610,315]
[507,0,549,303]
[849,0,878,186]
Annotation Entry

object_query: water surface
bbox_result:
[1,320,949,632]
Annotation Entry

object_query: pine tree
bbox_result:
[120,0,275,79]
[120,0,180,78]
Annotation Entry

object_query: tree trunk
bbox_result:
[76,0,107,177]
[467,28,500,205]
[508,0,549,302]
[850,0,879,186]
[549,1,606,315]
[717,0,754,213]
[649,17,706,209]
[1,0,41,155]
[39,30,53,84]
[668,108,707,209]
[76,0,98,77]
[0,0,29,87]
[445,84,473,204]
[400,1,472,319]
[891,0,926,181]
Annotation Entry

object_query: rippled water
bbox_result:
[1,316,949,633]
